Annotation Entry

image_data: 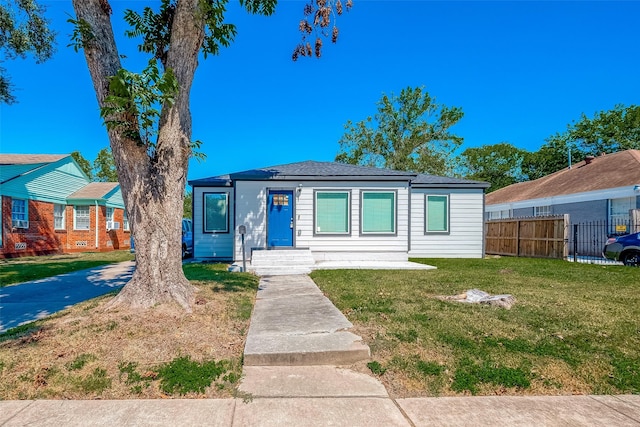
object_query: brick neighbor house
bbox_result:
[0,154,130,258]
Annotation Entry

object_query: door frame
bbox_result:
[266,188,295,248]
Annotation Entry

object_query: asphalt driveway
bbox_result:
[0,261,135,333]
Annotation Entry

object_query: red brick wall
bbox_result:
[0,197,130,258]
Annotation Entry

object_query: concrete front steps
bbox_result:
[243,274,371,367]
[247,248,316,276]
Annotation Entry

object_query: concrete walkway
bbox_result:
[0,261,135,332]
[1,271,640,425]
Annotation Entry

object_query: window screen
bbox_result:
[426,195,449,233]
[361,192,395,233]
[204,193,228,233]
[315,192,349,234]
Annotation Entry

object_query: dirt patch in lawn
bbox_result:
[0,271,256,400]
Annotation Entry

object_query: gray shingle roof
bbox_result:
[189,161,416,186]
[189,160,488,189]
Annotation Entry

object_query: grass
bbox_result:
[0,251,134,287]
[311,257,640,397]
[0,262,258,399]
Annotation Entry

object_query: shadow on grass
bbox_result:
[183,263,258,292]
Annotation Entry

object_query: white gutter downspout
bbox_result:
[95,200,99,249]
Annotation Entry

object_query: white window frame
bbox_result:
[314,190,351,235]
[74,205,91,230]
[106,207,114,223]
[534,205,552,217]
[360,190,397,235]
[11,198,28,228]
[203,192,229,233]
[54,204,66,230]
[609,197,633,225]
[123,211,130,231]
[425,194,450,234]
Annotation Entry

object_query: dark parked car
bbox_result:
[603,232,640,266]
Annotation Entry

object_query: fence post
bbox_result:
[632,209,640,233]
[573,223,578,262]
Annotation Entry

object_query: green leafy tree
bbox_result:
[0,0,55,103]
[336,86,464,176]
[458,143,526,192]
[569,104,640,154]
[93,147,119,182]
[183,190,192,219]
[69,0,348,310]
[521,137,583,181]
[70,151,93,180]
[524,105,640,179]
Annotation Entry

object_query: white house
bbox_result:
[188,161,489,264]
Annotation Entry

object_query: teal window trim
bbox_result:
[360,190,397,235]
[204,192,229,233]
[314,190,351,236]
[425,194,450,234]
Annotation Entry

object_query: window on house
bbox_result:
[361,191,396,234]
[74,206,90,230]
[315,191,350,234]
[204,193,228,233]
[534,205,552,217]
[609,197,634,233]
[11,199,28,228]
[54,204,66,230]
[123,211,130,231]
[426,195,449,233]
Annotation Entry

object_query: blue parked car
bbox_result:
[603,232,640,266]
[130,218,194,259]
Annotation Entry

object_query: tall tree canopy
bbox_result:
[71,150,93,179]
[335,86,464,176]
[0,0,55,104]
[93,147,118,182]
[68,0,348,310]
[524,104,640,179]
[458,142,525,192]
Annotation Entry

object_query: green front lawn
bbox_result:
[311,257,640,397]
[0,251,134,287]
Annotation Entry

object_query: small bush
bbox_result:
[367,361,387,375]
[156,356,230,395]
[74,368,111,394]
[66,354,97,371]
[416,360,444,376]
[452,358,530,394]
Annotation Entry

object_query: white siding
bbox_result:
[409,188,485,258]
[234,181,268,260]
[233,180,410,262]
[192,186,234,259]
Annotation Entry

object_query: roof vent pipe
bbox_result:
[584,155,595,165]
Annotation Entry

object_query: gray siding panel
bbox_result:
[552,200,608,224]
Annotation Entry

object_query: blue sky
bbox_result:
[1,1,638,181]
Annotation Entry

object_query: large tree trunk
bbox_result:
[72,0,205,310]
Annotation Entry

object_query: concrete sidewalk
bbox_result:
[2,394,639,426]
[0,261,135,332]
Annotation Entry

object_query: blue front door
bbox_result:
[268,190,294,247]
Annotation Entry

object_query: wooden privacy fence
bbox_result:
[485,215,569,259]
